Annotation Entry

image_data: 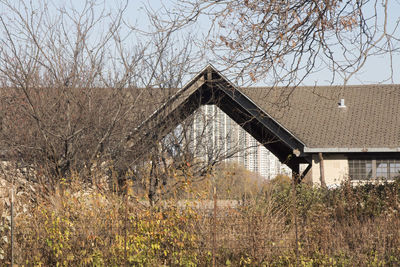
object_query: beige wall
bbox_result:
[311,154,349,187]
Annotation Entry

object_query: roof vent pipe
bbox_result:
[338,98,346,108]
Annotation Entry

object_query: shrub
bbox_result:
[1,176,400,266]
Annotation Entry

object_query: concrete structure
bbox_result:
[134,65,400,186]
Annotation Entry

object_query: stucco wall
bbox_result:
[311,154,349,187]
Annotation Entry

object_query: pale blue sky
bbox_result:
[1,0,399,85]
[129,0,400,85]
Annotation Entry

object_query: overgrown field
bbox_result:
[1,175,400,266]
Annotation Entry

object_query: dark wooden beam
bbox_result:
[213,81,305,154]
[299,163,312,182]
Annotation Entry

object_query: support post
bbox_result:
[318,152,327,188]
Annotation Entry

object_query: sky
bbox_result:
[137,0,400,86]
[1,0,399,86]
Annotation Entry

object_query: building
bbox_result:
[135,65,400,186]
[191,105,291,179]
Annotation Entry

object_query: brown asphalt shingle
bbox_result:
[239,84,400,148]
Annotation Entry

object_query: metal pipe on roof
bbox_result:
[338,98,346,108]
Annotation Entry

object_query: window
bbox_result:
[348,159,373,180]
[349,158,400,180]
[376,160,388,179]
[389,160,400,179]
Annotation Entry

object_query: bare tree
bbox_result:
[0,0,257,205]
[163,0,400,87]
[0,0,197,187]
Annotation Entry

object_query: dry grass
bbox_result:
[1,173,400,266]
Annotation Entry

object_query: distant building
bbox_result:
[191,105,291,179]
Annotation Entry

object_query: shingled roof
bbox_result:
[240,84,400,151]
